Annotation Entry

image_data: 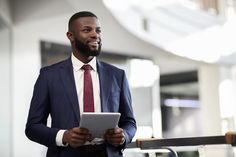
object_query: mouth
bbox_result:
[88,41,101,49]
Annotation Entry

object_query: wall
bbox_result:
[0,0,11,156]
[0,19,11,157]
[199,64,222,135]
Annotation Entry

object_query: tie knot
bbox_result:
[82,64,92,71]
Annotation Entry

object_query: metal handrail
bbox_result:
[163,147,178,157]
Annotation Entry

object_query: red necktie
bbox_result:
[82,64,94,112]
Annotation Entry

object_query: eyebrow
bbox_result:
[81,26,101,30]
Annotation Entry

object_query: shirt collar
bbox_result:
[71,53,97,71]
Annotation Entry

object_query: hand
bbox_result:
[104,127,125,147]
[62,127,91,148]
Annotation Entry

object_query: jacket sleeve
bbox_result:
[25,68,59,149]
[118,71,137,147]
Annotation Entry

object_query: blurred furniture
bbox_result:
[125,131,236,157]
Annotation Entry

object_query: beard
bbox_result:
[75,38,102,57]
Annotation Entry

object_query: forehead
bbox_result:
[73,17,101,28]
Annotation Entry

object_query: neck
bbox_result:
[72,49,94,63]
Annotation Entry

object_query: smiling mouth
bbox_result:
[88,41,100,48]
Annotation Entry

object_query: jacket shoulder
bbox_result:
[41,58,71,72]
[98,60,124,73]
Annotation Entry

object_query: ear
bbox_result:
[66,31,74,42]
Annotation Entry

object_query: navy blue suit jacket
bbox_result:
[25,58,136,157]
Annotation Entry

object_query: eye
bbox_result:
[82,28,91,33]
[96,29,101,34]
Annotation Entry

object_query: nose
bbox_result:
[90,30,100,39]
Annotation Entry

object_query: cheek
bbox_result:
[76,36,87,43]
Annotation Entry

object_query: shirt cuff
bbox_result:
[56,130,68,147]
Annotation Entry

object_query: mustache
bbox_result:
[86,40,102,45]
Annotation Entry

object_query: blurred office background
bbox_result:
[1,0,236,156]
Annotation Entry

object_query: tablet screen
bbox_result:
[79,112,121,138]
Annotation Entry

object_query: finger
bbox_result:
[106,135,124,143]
[108,135,124,142]
[107,138,124,147]
[70,134,90,147]
[105,129,114,134]
[105,134,124,143]
[71,132,90,142]
[72,127,89,134]
[71,137,85,143]
[105,131,125,147]
[105,128,123,136]
[108,132,124,138]
[114,128,123,134]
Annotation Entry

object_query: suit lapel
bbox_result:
[97,60,112,112]
[59,58,80,122]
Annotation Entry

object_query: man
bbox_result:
[25,11,136,157]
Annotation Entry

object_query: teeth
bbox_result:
[89,41,99,47]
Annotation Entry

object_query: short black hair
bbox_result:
[68,11,97,31]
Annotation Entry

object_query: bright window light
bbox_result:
[132,126,153,140]
[103,0,198,10]
[102,0,132,11]
[219,79,236,118]
[164,98,199,108]
[129,59,159,87]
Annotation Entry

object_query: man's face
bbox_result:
[71,17,102,57]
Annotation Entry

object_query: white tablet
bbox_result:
[79,112,121,138]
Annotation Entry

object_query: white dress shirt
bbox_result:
[56,53,101,146]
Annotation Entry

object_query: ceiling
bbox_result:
[103,0,236,66]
